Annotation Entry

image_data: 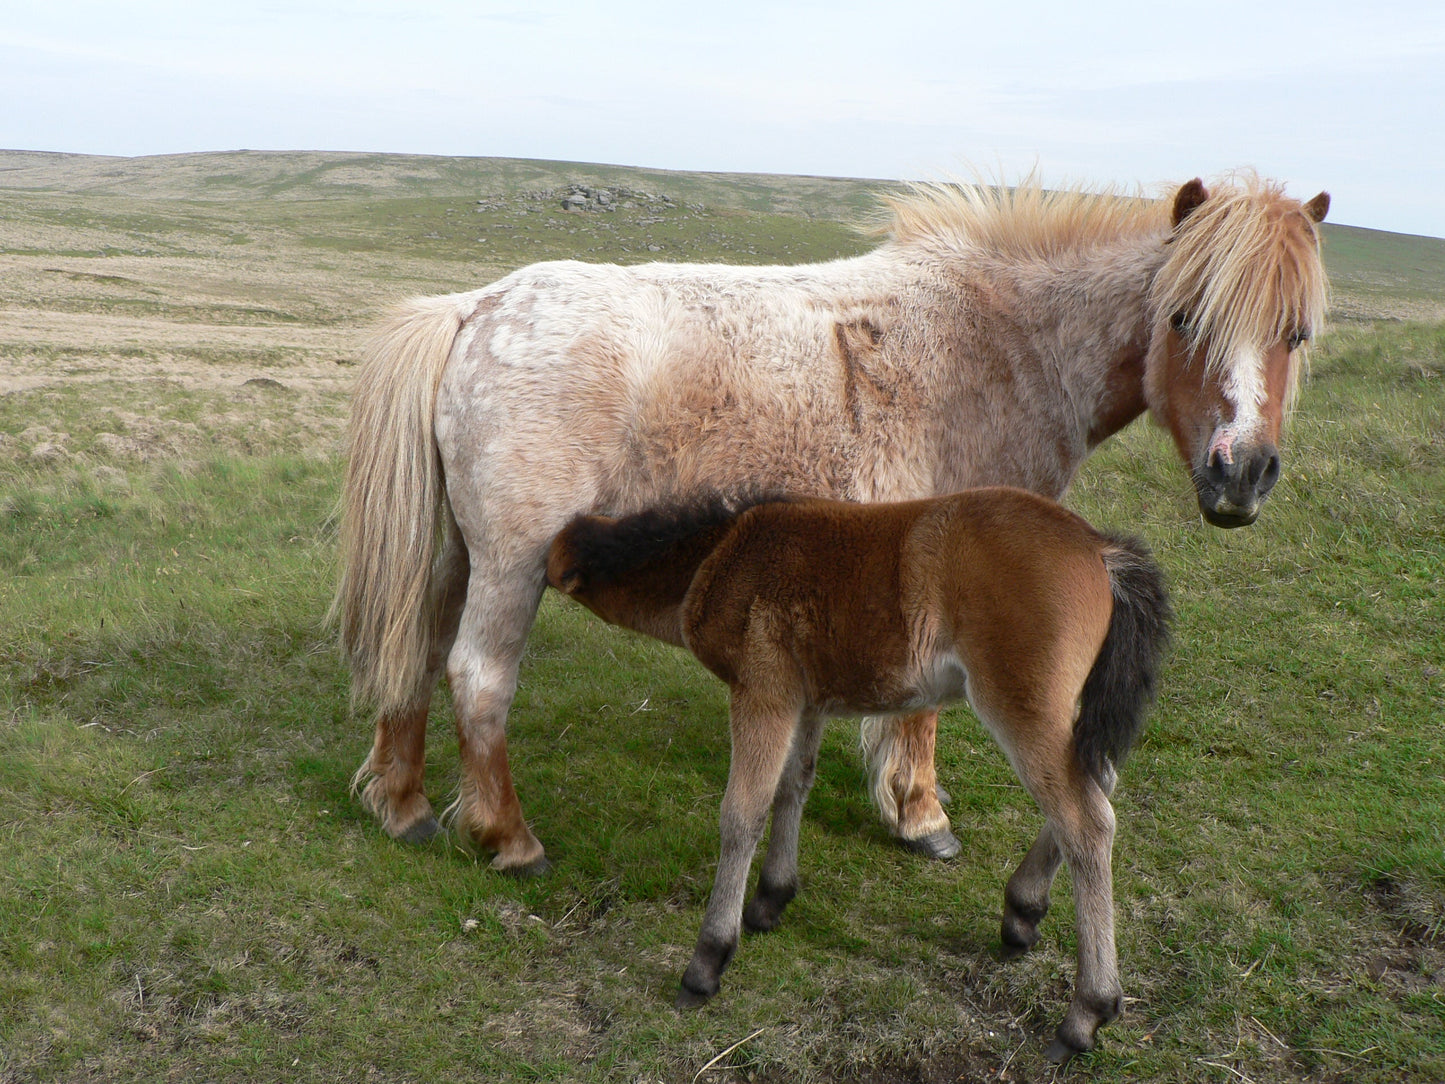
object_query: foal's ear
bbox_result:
[1303,191,1330,224]
[1171,178,1209,228]
[544,538,585,594]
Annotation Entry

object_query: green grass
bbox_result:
[2,153,1443,1083]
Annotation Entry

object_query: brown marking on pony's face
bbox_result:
[1152,325,1297,526]
[1171,179,1209,227]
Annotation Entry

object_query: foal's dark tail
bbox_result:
[1073,535,1172,786]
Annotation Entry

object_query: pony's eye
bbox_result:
[1169,311,1189,334]
[1287,328,1310,351]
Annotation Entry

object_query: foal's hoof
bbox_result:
[999,920,1041,961]
[675,983,714,1010]
[491,852,553,879]
[935,783,952,807]
[396,815,443,845]
[1044,1037,1086,1065]
[901,827,961,861]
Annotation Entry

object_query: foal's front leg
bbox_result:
[678,692,799,1007]
[1002,764,1114,957]
[743,709,826,933]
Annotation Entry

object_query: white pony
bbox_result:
[335,172,1327,874]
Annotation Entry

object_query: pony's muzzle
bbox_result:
[1196,442,1281,528]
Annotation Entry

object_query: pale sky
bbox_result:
[4,1,1443,237]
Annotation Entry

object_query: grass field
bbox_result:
[1,151,1442,1083]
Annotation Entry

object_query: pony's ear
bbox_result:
[1171,179,1209,228]
[1303,191,1330,224]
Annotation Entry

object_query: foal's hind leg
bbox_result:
[679,690,800,1007]
[743,709,826,933]
[444,556,549,875]
[354,511,470,844]
[1002,764,1115,958]
[862,710,959,859]
[997,720,1122,1062]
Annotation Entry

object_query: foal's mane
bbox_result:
[563,491,788,587]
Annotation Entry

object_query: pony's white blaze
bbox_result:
[1211,343,1268,465]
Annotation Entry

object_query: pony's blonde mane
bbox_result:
[1151,171,1328,388]
[881,173,1166,262]
[884,170,1329,400]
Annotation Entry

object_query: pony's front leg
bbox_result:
[444,570,549,876]
[678,692,799,1008]
[1000,822,1062,957]
[743,709,826,933]
[861,710,959,859]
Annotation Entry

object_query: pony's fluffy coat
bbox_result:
[333,171,1327,872]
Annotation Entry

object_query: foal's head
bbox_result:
[547,493,780,643]
[1145,174,1329,527]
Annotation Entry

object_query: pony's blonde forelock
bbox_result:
[1151,171,1328,395]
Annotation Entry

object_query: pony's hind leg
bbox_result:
[444,559,549,876]
[679,690,800,1008]
[354,512,471,843]
[743,709,826,933]
[862,710,959,859]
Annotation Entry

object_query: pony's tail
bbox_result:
[332,294,472,713]
[1073,535,1172,786]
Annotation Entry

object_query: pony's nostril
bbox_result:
[1256,449,1281,496]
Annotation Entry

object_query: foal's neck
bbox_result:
[585,522,736,647]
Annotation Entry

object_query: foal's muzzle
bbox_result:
[1195,442,1281,528]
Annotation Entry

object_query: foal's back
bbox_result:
[680,489,1114,717]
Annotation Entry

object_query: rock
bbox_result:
[243,377,287,390]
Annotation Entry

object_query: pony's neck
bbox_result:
[971,237,1163,486]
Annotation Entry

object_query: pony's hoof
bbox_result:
[999,919,1041,960]
[492,852,552,878]
[935,783,952,807]
[396,815,443,845]
[901,827,961,861]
